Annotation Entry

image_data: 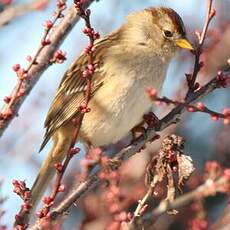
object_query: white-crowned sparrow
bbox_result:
[30,7,193,215]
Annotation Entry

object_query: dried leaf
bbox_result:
[155,153,167,183]
[145,134,194,216]
[177,154,194,189]
[145,153,166,187]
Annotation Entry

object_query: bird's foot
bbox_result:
[143,112,159,129]
[131,125,147,143]
[131,112,159,143]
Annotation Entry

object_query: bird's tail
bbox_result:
[24,131,73,224]
[30,144,61,210]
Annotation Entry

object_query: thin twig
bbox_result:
[34,0,98,220]
[186,0,215,97]
[127,188,152,229]
[12,0,98,229]
[152,95,226,120]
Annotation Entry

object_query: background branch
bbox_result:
[0,0,50,27]
[141,175,229,230]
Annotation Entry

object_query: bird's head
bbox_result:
[123,7,193,58]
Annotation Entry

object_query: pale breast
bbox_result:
[80,52,168,147]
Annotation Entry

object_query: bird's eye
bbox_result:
[164,30,173,38]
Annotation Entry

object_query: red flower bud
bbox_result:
[12,64,20,72]
[26,55,32,62]
[3,96,11,104]
[88,64,94,71]
[211,114,219,121]
[146,87,157,99]
[82,27,91,34]
[57,0,66,10]
[41,39,51,46]
[82,69,90,78]
[42,196,53,205]
[43,20,53,29]
[70,147,81,155]
[54,162,63,173]
[187,106,195,112]
[93,32,100,39]
[58,184,65,192]
[22,202,32,212]
[196,102,205,111]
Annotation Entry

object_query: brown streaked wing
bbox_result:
[39,32,119,151]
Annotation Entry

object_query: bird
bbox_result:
[29,7,193,217]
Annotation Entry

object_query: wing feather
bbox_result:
[40,32,119,151]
